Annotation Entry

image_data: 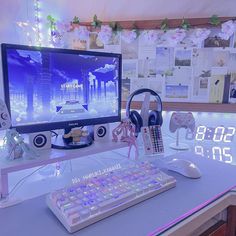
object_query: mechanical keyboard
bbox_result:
[46,161,176,233]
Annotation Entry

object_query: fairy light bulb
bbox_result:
[34,0,42,46]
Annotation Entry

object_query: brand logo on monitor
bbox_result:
[69,122,79,126]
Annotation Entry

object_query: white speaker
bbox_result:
[29,131,51,150]
[94,124,110,142]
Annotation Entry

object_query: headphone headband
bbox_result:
[126,88,162,117]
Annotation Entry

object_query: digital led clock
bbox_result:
[195,126,235,142]
[195,145,232,164]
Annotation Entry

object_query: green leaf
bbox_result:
[91,14,102,28]
[161,18,169,32]
[209,15,220,26]
[132,23,140,36]
[72,16,80,24]
[181,18,191,30]
[47,15,56,24]
[109,22,123,32]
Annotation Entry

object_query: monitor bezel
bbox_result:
[1,43,122,134]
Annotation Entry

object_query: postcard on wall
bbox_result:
[89,32,104,50]
[122,78,131,101]
[148,78,163,96]
[166,67,192,85]
[156,47,174,75]
[130,78,149,100]
[122,60,138,79]
[164,84,189,101]
[121,35,139,59]
[138,45,157,59]
[192,75,210,102]
[192,48,213,69]
[64,31,88,50]
[176,29,196,48]
[211,67,228,76]
[71,39,87,50]
[104,33,121,53]
[229,73,236,103]
[209,75,225,103]
[212,49,230,67]
[138,58,157,78]
[204,28,232,48]
[174,48,192,67]
[228,52,236,73]
[192,66,211,102]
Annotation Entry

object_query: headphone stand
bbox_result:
[169,128,189,150]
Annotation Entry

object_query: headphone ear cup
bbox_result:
[148,110,163,126]
[129,110,143,133]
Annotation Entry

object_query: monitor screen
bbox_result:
[1,44,121,133]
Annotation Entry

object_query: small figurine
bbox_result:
[112,119,138,159]
[63,128,88,143]
[4,129,39,160]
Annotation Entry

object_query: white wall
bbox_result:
[0,0,236,99]
[42,0,236,21]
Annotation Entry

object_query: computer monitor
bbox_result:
[1,43,121,148]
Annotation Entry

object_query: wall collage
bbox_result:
[18,16,236,104]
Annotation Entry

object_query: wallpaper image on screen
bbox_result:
[6,49,119,127]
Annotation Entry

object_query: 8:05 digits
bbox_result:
[195,126,235,142]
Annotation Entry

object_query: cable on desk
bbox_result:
[6,165,48,197]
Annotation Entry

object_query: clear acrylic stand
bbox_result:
[169,128,189,150]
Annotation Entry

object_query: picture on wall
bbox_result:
[192,48,213,68]
[212,50,229,67]
[122,78,131,101]
[156,47,174,76]
[89,33,104,50]
[138,58,157,78]
[204,29,231,48]
[209,75,225,103]
[138,33,157,59]
[166,67,192,85]
[72,39,87,50]
[104,33,121,53]
[192,74,210,101]
[229,73,236,103]
[123,60,138,79]
[121,36,138,59]
[174,49,192,66]
[130,78,148,96]
[149,79,163,96]
[165,85,189,99]
[228,52,236,73]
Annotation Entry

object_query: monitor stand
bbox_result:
[51,127,94,150]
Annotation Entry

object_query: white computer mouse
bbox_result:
[167,158,201,179]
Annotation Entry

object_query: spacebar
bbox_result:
[98,191,136,211]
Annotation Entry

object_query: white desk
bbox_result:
[1,148,236,236]
[0,141,127,198]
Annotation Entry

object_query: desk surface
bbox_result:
[1,150,236,236]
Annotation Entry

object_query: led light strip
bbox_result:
[34,0,42,46]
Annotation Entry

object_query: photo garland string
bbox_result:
[47,16,236,48]
[16,14,236,48]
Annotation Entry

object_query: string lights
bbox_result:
[34,0,42,46]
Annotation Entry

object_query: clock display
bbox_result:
[195,126,235,142]
[195,145,233,164]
